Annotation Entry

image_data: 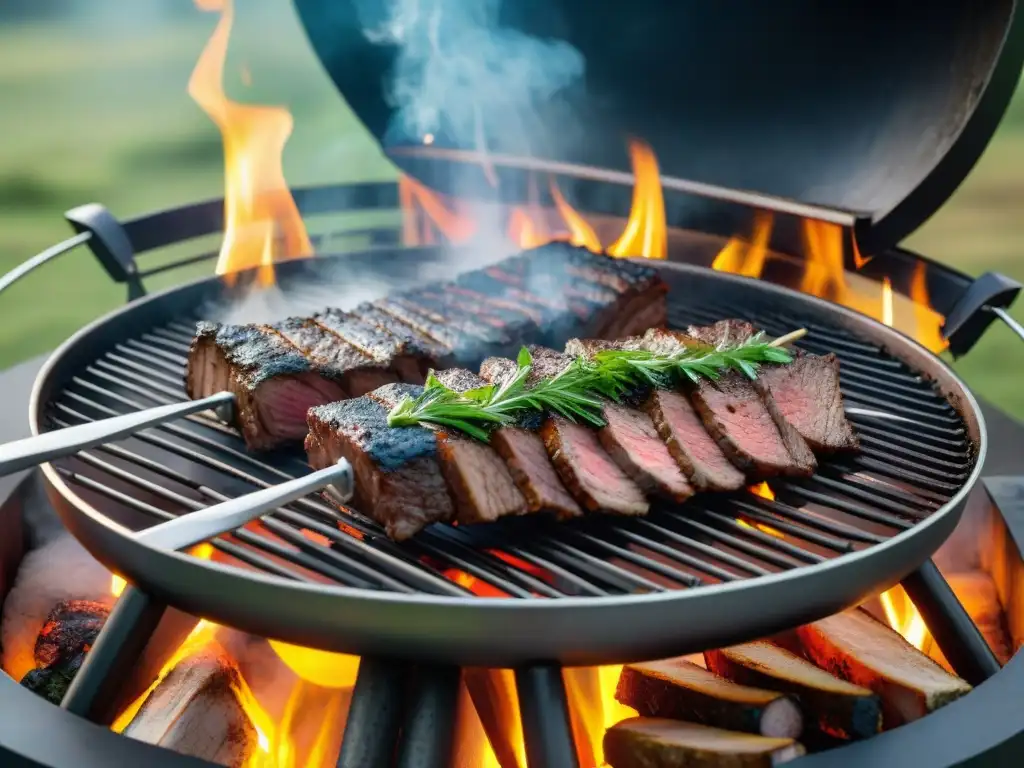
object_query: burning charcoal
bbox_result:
[616,658,804,739]
[121,644,259,767]
[794,609,972,728]
[20,599,109,705]
[704,641,882,740]
[604,717,806,768]
[757,352,859,453]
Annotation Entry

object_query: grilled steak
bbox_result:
[564,338,693,501]
[354,303,453,367]
[478,356,583,519]
[313,307,432,382]
[427,370,529,524]
[684,323,817,478]
[642,390,746,492]
[757,352,859,452]
[305,392,454,541]
[187,322,345,451]
[272,317,398,396]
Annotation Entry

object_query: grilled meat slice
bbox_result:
[355,303,453,367]
[409,286,540,336]
[542,417,649,516]
[371,297,507,365]
[272,317,398,396]
[642,390,746,492]
[477,357,583,519]
[425,370,529,524]
[305,394,454,541]
[564,338,693,501]
[683,324,817,479]
[313,307,434,383]
[186,322,346,451]
[757,352,859,452]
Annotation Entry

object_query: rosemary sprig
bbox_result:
[386,329,806,441]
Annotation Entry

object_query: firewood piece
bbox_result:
[795,609,972,728]
[616,658,803,739]
[20,599,109,705]
[946,572,1012,666]
[604,717,805,768]
[122,644,258,768]
[705,641,882,740]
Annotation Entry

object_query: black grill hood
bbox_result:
[294,0,1024,251]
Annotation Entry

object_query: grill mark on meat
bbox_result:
[372,297,500,362]
[477,358,582,518]
[185,322,346,451]
[306,394,453,541]
[685,323,817,478]
[313,307,431,383]
[426,370,529,524]
[355,304,453,366]
[758,352,859,453]
[642,390,746,492]
[271,318,398,397]
[456,271,591,324]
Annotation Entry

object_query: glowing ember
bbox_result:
[189,0,312,287]
[880,585,930,651]
[607,139,667,259]
[549,179,601,253]
[711,212,773,278]
[748,482,776,502]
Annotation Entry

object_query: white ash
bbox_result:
[1,532,113,681]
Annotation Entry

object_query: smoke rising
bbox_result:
[356,0,584,155]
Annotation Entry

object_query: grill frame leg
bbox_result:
[515,664,580,768]
[60,586,166,724]
[395,665,461,768]
[336,656,409,768]
[901,560,1002,686]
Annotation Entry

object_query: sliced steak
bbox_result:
[313,307,432,383]
[685,323,817,478]
[305,393,453,540]
[371,297,506,364]
[272,317,398,396]
[186,322,346,451]
[563,337,693,501]
[541,417,649,516]
[426,370,529,524]
[757,352,859,452]
[478,357,582,519]
[642,390,746,492]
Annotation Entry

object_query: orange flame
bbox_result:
[507,207,550,250]
[550,179,602,253]
[910,261,950,353]
[748,482,776,502]
[880,585,930,651]
[712,212,773,278]
[189,0,312,287]
[607,139,667,259]
[399,174,477,246]
[881,277,894,328]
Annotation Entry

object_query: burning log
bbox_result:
[704,641,882,740]
[121,643,260,767]
[943,572,1013,666]
[604,717,806,768]
[20,599,109,705]
[794,609,972,728]
[616,658,804,739]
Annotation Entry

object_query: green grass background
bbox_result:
[1,7,1022,416]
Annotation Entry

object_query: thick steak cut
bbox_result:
[186,322,345,451]
[313,307,433,383]
[305,395,454,540]
[757,353,859,452]
[684,323,817,479]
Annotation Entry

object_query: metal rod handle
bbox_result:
[134,460,354,551]
[990,306,1024,345]
[0,392,234,477]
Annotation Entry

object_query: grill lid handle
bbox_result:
[0,392,235,477]
[134,460,354,552]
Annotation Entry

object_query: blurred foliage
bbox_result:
[0,6,1021,419]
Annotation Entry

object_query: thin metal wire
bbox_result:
[990,306,1024,344]
[0,231,92,297]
